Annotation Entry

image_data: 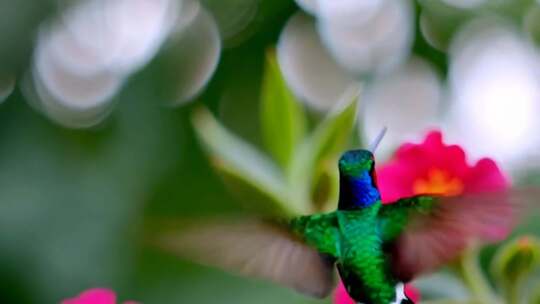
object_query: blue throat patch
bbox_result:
[338,170,381,210]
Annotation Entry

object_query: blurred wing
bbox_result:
[380,188,540,281]
[156,218,336,298]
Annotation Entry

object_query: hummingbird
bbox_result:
[159,129,530,304]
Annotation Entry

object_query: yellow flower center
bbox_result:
[518,236,532,249]
[413,168,464,196]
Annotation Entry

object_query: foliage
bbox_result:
[193,51,359,218]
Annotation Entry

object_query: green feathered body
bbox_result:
[291,151,443,303]
[290,194,436,304]
[291,202,398,303]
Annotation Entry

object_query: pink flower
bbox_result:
[61,288,138,304]
[377,130,511,241]
[333,281,420,304]
[377,130,508,203]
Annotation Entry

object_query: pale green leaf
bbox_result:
[310,161,340,212]
[530,282,540,304]
[413,272,469,300]
[491,236,540,303]
[192,107,302,217]
[288,88,360,212]
[260,49,306,169]
[421,301,477,304]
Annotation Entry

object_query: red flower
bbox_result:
[377,130,508,203]
[333,280,420,304]
[61,288,138,304]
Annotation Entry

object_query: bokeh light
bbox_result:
[25,0,178,127]
[165,7,221,105]
[100,0,178,74]
[295,0,318,15]
[361,57,443,157]
[173,0,201,32]
[203,0,259,46]
[447,18,540,169]
[28,25,123,127]
[316,0,384,27]
[23,0,222,127]
[0,74,15,104]
[317,0,414,76]
[419,12,448,51]
[440,0,486,9]
[277,13,357,110]
[417,0,471,52]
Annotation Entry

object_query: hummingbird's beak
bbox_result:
[368,126,388,154]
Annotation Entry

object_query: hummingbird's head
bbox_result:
[337,149,380,209]
[337,129,386,210]
[338,149,375,178]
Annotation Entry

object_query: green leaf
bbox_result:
[192,107,302,217]
[491,236,540,304]
[308,90,359,165]
[310,162,339,212]
[452,244,498,303]
[260,49,306,169]
[530,283,540,304]
[420,301,477,304]
[523,272,540,304]
[524,5,540,47]
[288,88,360,212]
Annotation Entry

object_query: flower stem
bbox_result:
[504,284,519,304]
[453,245,498,304]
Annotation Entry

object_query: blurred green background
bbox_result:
[0,1,317,303]
[1,0,540,303]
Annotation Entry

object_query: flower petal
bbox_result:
[333,281,355,304]
[61,288,116,304]
[377,129,509,201]
[377,162,418,202]
[404,284,421,302]
[464,158,509,193]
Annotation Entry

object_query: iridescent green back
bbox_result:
[291,205,405,304]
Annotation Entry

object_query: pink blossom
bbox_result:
[377,130,508,203]
[61,288,138,304]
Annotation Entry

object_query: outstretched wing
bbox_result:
[155,218,337,298]
[379,188,539,281]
